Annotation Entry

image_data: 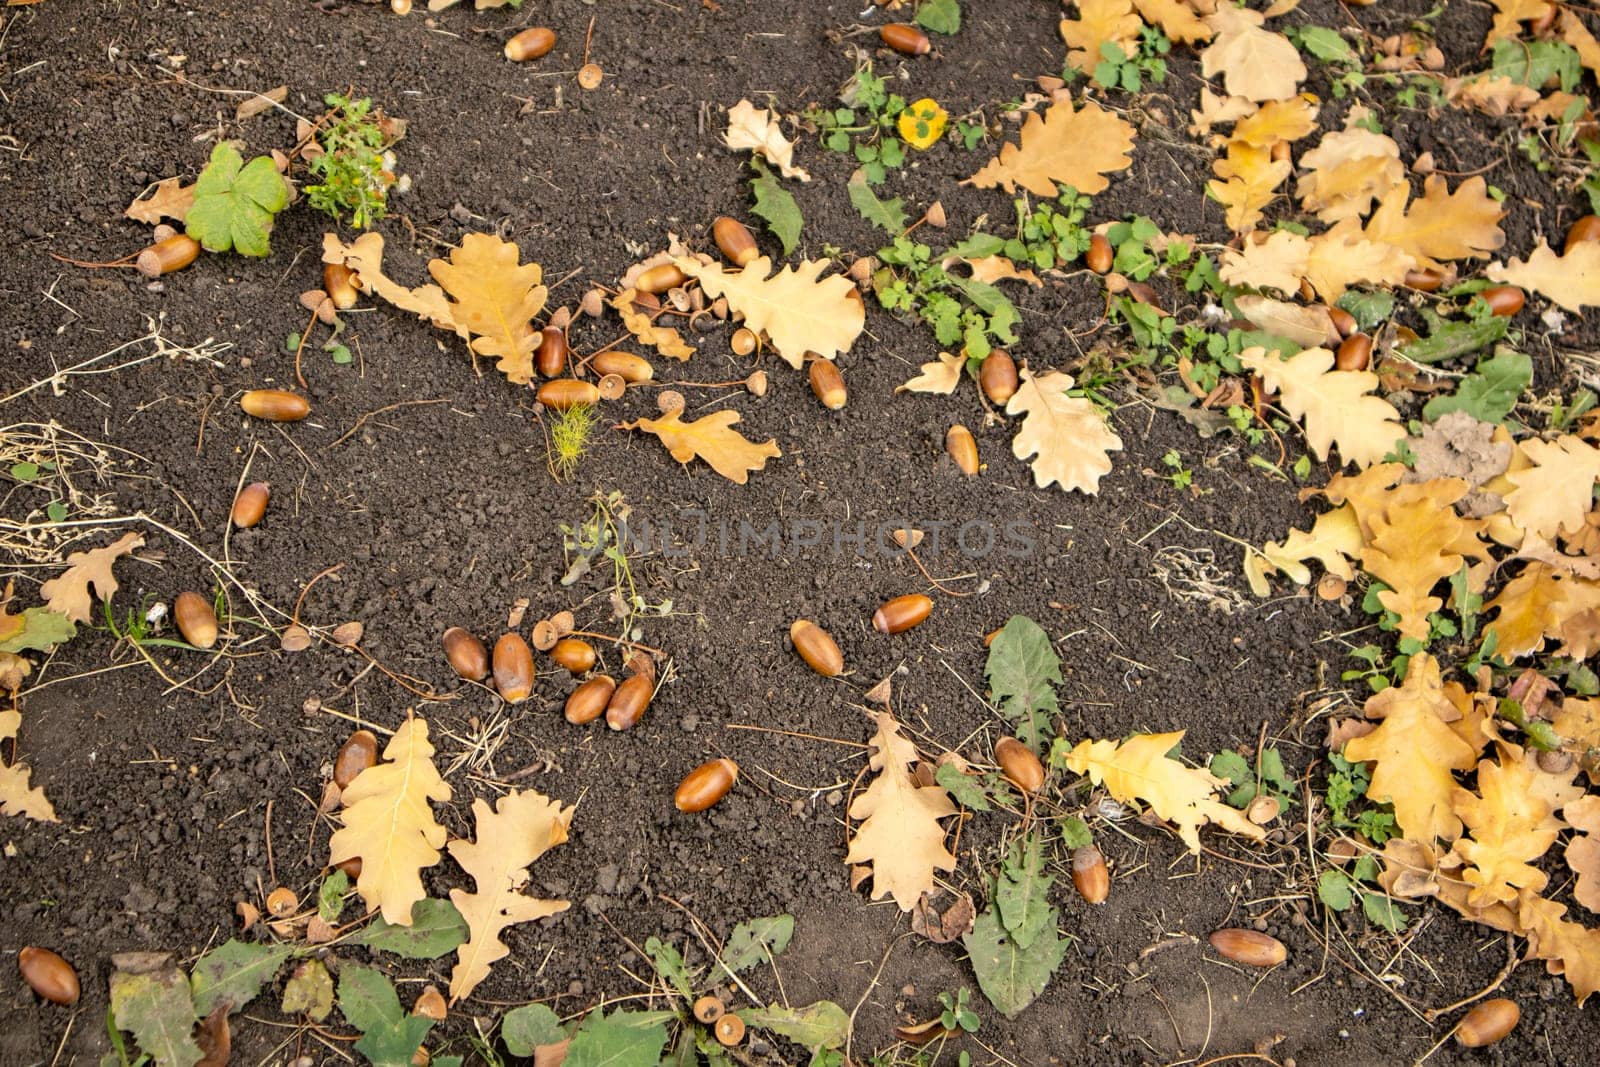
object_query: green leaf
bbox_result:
[563,1010,672,1067]
[1060,815,1093,850]
[985,616,1062,750]
[1400,315,1507,365]
[502,1003,567,1058]
[317,869,349,923]
[356,1014,434,1067]
[46,501,68,522]
[1208,750,1256,808]
[0,607,76,653]
[280,959,335,1023]
[189,940,294,1017]
[185,142,289,257]
[1422,348,1531,425]
[738,1001,850,1051]
[964,904,1066,1019]
[1361,891,1408,933]
[110,956,202,1067]
[337,963,405,1034]
[717,914,794,979]
[847,169,908,233]
[749,159,802,257]
[1317,870,1354,911]
[935,761,992,811]
[1296,26,1356,65]
[644,937,695,1000]
[915,0,961,35]
[1334,291,1392,331]
[995,832,1053,948]
[11,461,40,481]
[354,897,468,959]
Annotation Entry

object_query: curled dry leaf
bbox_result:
[613,288,695,361]
[723,99,810,181]
[38,532,144,625]
[896,351,965,395]
[910,890,976,944]
[125,177,195,224]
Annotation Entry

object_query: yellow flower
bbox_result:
[897,98,948,151]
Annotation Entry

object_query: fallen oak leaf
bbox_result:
[623,408,781,485]
[1005,368,1123,494]
[1295,108,1405,223]
[1240,346,1403,469]
[1566,795,1600,914]
[1503,434,1600,541]
[1451,742,1584,908]
[38,531,144,624]
[1133,0,1212,43]
[1059,0,1141,74]
[1207,141,1291,232]
[1486,240,1600,312]
[896,351,965,395]
[845,711,958,911]
[125,177,195,224]
[1364,175,1505,272]
[966,97,1135,197]
[1516,891,1600,1004]
[1200,5,1306,103]
[612,288,695,361]
[1359,479,1488,642]
[430,233,548,384]
[322,232,461,336]
[1243,502,1362,596]
[679,256,863,368]
[723,99,811,182]
[0,708,56,822]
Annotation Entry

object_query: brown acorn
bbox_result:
[230,482,270,528]
[550,637,597,674]
[945,424,979,476]
[323,263,361,309]
[994,737,1044,793]
[1481,285,1524,317]
[334,730,379,789]
[136,233,201,279]
[537,379,600,410]
[1326,305,1357,338]
[637,263,689,295]
[536,327,569,378]
[1455,998,1519,1048]
[492,633,535,704]
[873,594,933,635]
[1085,233,1112,274]
[979,350,1018,406]
[505,26,556,62]
[591,351,654,383]
[880,22,931,55]
[675,758,739,812]
[713,217,759,267]
[174,591,219,649]
[1564,214,1600,254]
[1334,333,1372,372]
[1208,928,1287,967]
[809,360,847,410]
[789,620,844,677]
[18,947,80,1006]
[565,675,616,724]
[1071,845,1110,904]
[606,672,653,730]
[241,389,311,421]
[335,856,362,879]
[442,627,490,681]
[1404,268,1444,292]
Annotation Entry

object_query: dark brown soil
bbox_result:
[2,1,1596,1064]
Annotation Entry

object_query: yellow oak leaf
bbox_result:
[623,409,781,485]
[1344,653,1478,842]
[1239,346,1403,469]
[1230,95,1319,148]
[1503,435,1600,541]
[1220,229,1308,294]
[1188,89,1256,140]
[429,234,548,385]
[322,232,460,338]
[1243,502,1362,595]
[1483,562,1600,660]
[723,100,810,182]
[1554,697,1600,756]
[1489,0,1555,43]
[966,97,1136,197]
[125,177,194,224]
[1295,108,1404,222]
[1451,743,1583,908]
[1062,731,1266,853]
[1486,240,1600,312]
[1516,892,1600,1004]
[1200,5,1306,102]
[1133,0,1212,43]
[895,351,965,395]
[39,531,145,624]
[679,257,863,368]
[1321,462,1408,538]
[447,789,574,1003]
[1233,295,1339,347]
[1302,219,1414,301]
[328,716,452,926]
[1005,368,1123,494]
[1059,0,1141,73]
[946,255,1042,288]
[1377,837,1522,932]
[1207,141,1290,231]
[1560,10,1600,75]
[0,709,56,823]
[1445,74,1541,117]
[1566,794,1600,914]
[1360,479,1487,641]
[844,711,957,911]
[1363,175,1505,271]
[612,288,695,361]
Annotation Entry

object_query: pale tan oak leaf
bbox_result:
[447,789,574,1003]
[1188,89,1256,141]
[1230,95,1319,148]
[1220,229,1309,294]
[1487,240,1600,312]
[1451,743,1583,908]
[1243,503,1362,596]
[1489,0,1555,43]
[39,531,144,624]
[1302,219,1414,301]
[328,716,452,926]
[1239,346,1403,469]
[125,178,194,224]
[1200,5,1306,102]
[895,352,965,395]
[1516,892,1600,1004]
[1295,111,1405,223]
[1133,0,1213,43]
[322,232,462,338]
[1566,794,1600,914]
[679,256,864,368]
[0,709,56,822]
[612,289,695,361]
[429,233,548,385]
[622,409,781,485]
[844,711,957,911]
[1059,0,1142,73]
[1005,368,1123,494]
[1503,435,1600,541]
[723,100,811,182]
[1360,479,1487,642]
[966,98,1135,197]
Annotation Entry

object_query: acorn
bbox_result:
[18,947,79,1006]
[789,620,844,677]
[334,730,378,789]
[809,360,847,410]
[323,263,361,309]
[1208,929,1287,967]
[550,637,597,674]
[1334,333,1372,372]
[1071,845,1109,904]
[174,591,219,649]
[946,425,979,476]
[592,351,654,383]
[492,633,535,704]
[1403,268,1444,292]
[979,350,1018,405]
[266,886,298,918]
[1085,233,1112,274]
[994,737,1044,793]
[714,1014,746,1047]
[1326,305,1357,338]
[692,995,726,1024]
[1455,998,1519,1048]
[880,22,931,55]
[1481,285,1524,317]
[675,758,739,812]
[605,672,653,730]
[1564,214,1600,254]
[136,233,201,279]
[413,986,448,1021]
[536,327,569,378]
[565,675,616,725]
[873,594,933,635]
[241,389,311,421]
[505,26,556,62]
[230,482,270,528]
[537,379,600,411]
[637,263,689,295]
[442,627,490,681]
[335,856,362,879]
[730,328,758,356]
[713,217,759,267]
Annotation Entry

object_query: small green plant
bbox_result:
[1209,745,1295,811]
[807,64,908,184]
[1160,449,1193,491]
[1089,27,1170,91]
[1003,186,1093,270]
[874,234,1020,359]
[185,142,290,256]
[1323,752,1397,844]
[304,93,396,229]
[546,402,597,482]
[937,988,981,1034]
[1317,852,1408,932]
